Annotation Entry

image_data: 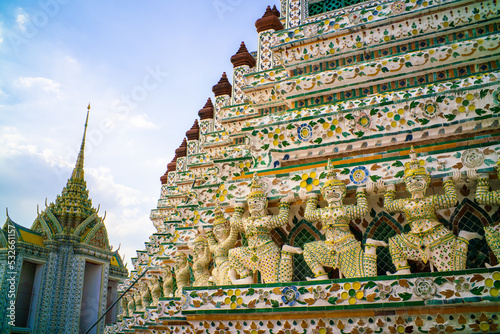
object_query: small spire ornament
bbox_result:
[323,159,345,189]
[247,172,266,199]
[212,204,227,227]
[404,146,428,179]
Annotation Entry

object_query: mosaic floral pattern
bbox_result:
[300,172,321,191]
[350,166,369,185]
[179,271,500,316]
[484,272,500,297]
[493,87,500,105]
[297,123,313,141]
[276,35,499,101]
[461,149,485,168]
[246,80,500,158]
[281,286,300,306]
[421,100,439,119]
[268,127,287,146]
[276,0,498,62]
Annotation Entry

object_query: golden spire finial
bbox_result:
[409,145,417,160]
[71,105,90,180]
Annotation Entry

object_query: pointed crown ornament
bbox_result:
[247,172,266,199]
[404,147,429,180]
[193,235,206,244]
[322,159,346,190]
[212,204,227,227]
[174,251,187,260]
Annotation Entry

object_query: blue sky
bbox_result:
[0,0,280,267]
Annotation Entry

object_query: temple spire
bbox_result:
[72,104,90,180]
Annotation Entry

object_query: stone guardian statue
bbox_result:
[301,160,387,279]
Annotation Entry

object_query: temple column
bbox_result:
[198,98,214,145]
[212,73,232,132]
[256,6,284,72]
[230,42,256,105]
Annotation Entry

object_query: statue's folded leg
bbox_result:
[361,250,378,277]
[337,239,375,278]
[229,247,254,282]
[427,231,472,271]
[216,259,232,285]
[388,234,414,275]
[278,244,303,282]
[361,238,388,277]
[303,241,336,280]
[258,242,280,283]
[485,225,500,263]
[279,250,293,283]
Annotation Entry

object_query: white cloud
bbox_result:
[0,126,74,171]
[144,157,170,168]
[16,77,61,96]
[105,210,154,266]
[86,166,153,207]
[128,113,158,129]
[40,147,74,169]
[0,126,38,157]
[100,108,158,132]
[85,166,156,266]
[16,8,30,32]
[0,22,4,44]
[64,55,79,67]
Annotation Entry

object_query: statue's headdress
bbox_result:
[212,204,227,227]
[174,251,187,259]
[193,235,207,244]
[247,172,266,200]
[322,159,346,191]
[404,146,429,180]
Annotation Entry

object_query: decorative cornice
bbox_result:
[186,120,200,141]
[255,5,284,33]
[271,5,280,17]
[212,73,232,97]
[175,138,188,158]
[199,98,215,120]
[230,42,256,68]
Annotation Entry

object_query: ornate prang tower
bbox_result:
[0,105,128,334]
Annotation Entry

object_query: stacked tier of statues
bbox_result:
[122,149,500,314]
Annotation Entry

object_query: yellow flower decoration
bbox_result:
[387,108,406,127]
[267,127,286,146]
[340,281,364,305]
[239,161,251,169]
[213,184,228,202]
[321,119,342,137]
[192,210,201,225]
[485,271,500,297]
[455,93,476,113]
[224,289,243,309]
[300,172,320,191]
